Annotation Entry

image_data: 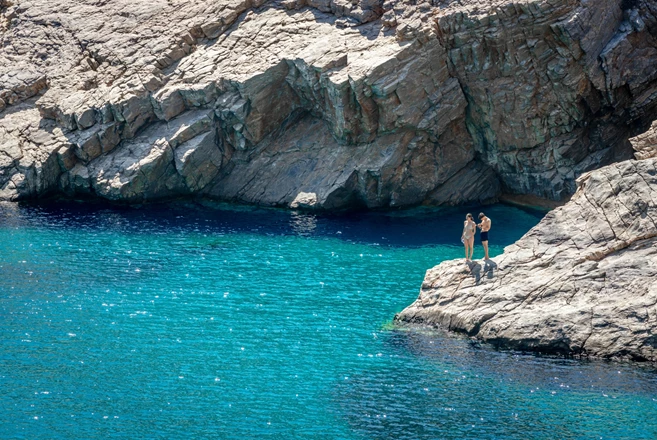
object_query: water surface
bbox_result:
[1,201,657,439]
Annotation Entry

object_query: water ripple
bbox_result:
[1,202,656,439]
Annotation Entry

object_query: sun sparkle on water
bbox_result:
[1,201,657,439]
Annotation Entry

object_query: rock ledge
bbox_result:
[396,158,657,361]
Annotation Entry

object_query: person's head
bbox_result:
[466,213,473,221]
[478,212,485,220]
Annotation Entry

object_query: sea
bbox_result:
[2,201,657,439]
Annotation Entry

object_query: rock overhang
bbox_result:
[0,0,656,209]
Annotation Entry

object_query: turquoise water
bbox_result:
[1,201,657,439]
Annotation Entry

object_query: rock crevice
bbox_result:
[1,0,657,208]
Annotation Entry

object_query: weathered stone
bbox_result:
[203,113,489,208]
[55,144,76,172]
[88,135,183,203]
[0,70,47,111]
[76,108,97,130]
[396,158,657,362]
[68,163,92,194]
[152,88,186,122]
[72,129,103,163]
[290,192,318,209]
[630,119,657,159]
[174,130,223,192]
[167,110,214,149]
[98,123,122,154]
[0,0,656,209]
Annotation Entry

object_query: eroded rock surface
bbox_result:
[631,119,657,160]
[396,157,657,361]
[1,0,657,208]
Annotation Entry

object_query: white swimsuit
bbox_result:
[463,221,475,240]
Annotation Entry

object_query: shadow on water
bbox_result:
[332,327,657,440]
[0,199,544,249]
[387,328,657,395]
[3,199,657,440]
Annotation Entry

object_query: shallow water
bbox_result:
[1,201,657,439]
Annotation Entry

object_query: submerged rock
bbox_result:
[0,0,656,208]
[396,157,657,361]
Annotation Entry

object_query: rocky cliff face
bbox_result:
[396,156,657,361]
[631,119,657,160]
[1,0,657,208]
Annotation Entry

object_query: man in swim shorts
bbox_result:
[477,212,492,260]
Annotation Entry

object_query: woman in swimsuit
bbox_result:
[461,213,476,262]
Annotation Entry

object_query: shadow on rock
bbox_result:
[467,259,497,283]
[483,259,497,278]
[466,260,481,283]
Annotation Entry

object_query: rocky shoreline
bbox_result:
[396,155,657,361]
[2,0,657,361]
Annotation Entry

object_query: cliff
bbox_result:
[396,156,657,361]
[1,0,657,208]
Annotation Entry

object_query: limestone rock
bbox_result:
[204,114,493,208]
[0,70,47,112]
[290,192,318,209]
[0,0,656,208]
[631,119,657,160]
[62,109,226,201]
[174,130,223,192]
[396,158,657,362]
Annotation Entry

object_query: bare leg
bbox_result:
[483,241,489,259]
[467,238,474,260]
[464,243,468,260]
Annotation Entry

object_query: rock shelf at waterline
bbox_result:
[1,0,657,209]
[396,157,657,362]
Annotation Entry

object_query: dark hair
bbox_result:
[478,212,485,219]
[466,213,473,219]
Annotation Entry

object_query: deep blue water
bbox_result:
[1,201,657,439]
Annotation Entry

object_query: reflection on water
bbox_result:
[290,211,317,236]
[1,201,656,440]
[396,327,657,395]
[3,199,543,247]
[338,328,657,439]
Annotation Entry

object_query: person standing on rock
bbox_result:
[461,213,476,262]
[477,212,492,260]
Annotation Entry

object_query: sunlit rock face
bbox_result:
[631,119,657,160]
[396,156,657,361]
[0,0,656,208]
